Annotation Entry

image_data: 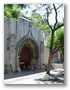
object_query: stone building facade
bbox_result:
[4,16,49,73]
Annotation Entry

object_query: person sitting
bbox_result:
[32,64,36,72]
[42,63,47,71]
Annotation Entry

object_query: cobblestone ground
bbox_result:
[4,69,64,84]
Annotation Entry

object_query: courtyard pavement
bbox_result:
[4,68,64,84]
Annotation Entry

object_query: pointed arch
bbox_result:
[16,36,39,71]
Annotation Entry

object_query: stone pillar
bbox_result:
[10,45,16,72]
[16,55,21,72]
[40,41,44,69]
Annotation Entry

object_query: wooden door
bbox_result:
[20,47,30,70]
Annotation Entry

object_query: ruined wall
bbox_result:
[4,18,10,73]
[4,17,49,73]
[4,18,16,73]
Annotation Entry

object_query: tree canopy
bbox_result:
[31,12,50,31]
[47,27,64,54]
[4,4,27,20]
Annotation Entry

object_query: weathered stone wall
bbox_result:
[16,18,43,48]
[4,18,10,73]
[4,18,17,73]
[4,17,49,73]
[43,47,49,64]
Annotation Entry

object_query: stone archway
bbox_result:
[16,37,39,71]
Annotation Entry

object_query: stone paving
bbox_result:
[4,68,64,84]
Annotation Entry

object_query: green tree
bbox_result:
[31,12,42,28]
[31,12,50,32]
[4,4,27,20]
[53,28,64,54]
[45,4,64,74]
[31,4,64,74]
[47,27,64,55]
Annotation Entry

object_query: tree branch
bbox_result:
[47,9,52,30]
[52,46,60,54]
[55,23,64,31]
[52,49,58,54]
[36,4,47,11]
[56,4,63,10]
[53,4,58,30]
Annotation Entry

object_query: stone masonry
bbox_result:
[4,16,49,73]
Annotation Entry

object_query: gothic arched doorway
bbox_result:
[16,37,39,71]
[20,47,31,70]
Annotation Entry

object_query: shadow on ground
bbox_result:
[35,69,64,84]
[4,69,45,80]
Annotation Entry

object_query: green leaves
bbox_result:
[46,27,64,54]
[18,4,27,9]
[47,9,52,15]
[54,28,64,54]
[31,12,50,32]
[32,9,37,13]
[31,12,42,28]
[4,4,27,20]
[39,25,50,31]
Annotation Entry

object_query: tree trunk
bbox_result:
[47,30,54,74]
[47,49,53,74]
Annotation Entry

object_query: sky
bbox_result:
[23,4,64,25]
